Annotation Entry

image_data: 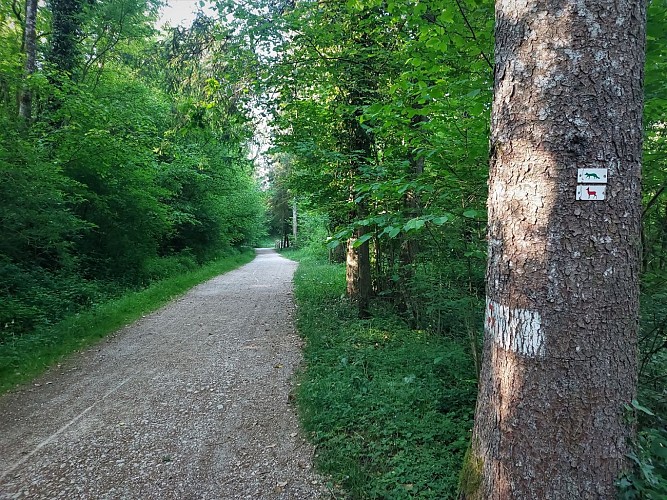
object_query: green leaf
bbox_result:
[404,218,426,232]
[439,8,455,24]
[327,239,342,250]
[631,399,655,416]
[381,226,401,238]
[352,232,373,248]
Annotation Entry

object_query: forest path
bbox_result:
[0,249,328,499]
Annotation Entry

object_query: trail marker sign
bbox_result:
[577,168,608,184]
[577,185,606,200]
[576,168,608,201]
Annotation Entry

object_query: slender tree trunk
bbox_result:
[346,227,371,318]
[660,202,667,270]
[19,0,38,122]
[292,198,297,243]
[343,87,374,318]
[463,2,646,498]
[398,114,426,316]
[345,183,372,318]
[282,217,289,248]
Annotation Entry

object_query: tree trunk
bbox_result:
[346,228,371,318]
[48,0,83,75]
[18,0,38,122]
[660,201,667,270]
[398,113,426,317]
[292,198,298,243]
[464,2,646,498]
[343,86,374,318]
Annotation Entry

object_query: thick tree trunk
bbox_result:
[18,0,38,122]
[464,2,646,498]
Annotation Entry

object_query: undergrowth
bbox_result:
[291,251,477,498]
[0,250,254,394]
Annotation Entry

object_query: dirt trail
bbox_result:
[0,248,328,499]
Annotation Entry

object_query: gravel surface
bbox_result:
[0,249,329,499]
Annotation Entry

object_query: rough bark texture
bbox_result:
[18,0,38,122]
[467,1,646,498]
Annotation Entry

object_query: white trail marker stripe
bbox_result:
[486,298,545,357]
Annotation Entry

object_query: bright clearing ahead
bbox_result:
[158,0,215,28]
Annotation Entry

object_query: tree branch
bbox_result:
[454,0,493,70]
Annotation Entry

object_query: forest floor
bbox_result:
[0,248,329,499]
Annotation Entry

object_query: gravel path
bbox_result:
[0,249,329,499]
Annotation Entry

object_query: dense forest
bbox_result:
[0,0,265,341]
[1,0,666,497]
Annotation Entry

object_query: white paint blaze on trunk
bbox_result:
[486,299,544,357]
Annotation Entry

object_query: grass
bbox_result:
[0,249,255,394]
[290,251,478,498]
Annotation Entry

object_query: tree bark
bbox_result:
[464,2,647,498]
[18,0,38,122]
[346,228,371,318]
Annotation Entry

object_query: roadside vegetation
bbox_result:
[285,246,476,498]
[1,2,266,392]
[0,250,254,394]
[283,221,666,497]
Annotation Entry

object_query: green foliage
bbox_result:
[293,255,477,498]
[617,402,667,499]
[0,115,92,338]
[0,0,267,356]
[295,210,330,254]
[256,0,493,326]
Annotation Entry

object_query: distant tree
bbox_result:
[48,0,84,75]
[18,0,38,121]
[462,1,647,498]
